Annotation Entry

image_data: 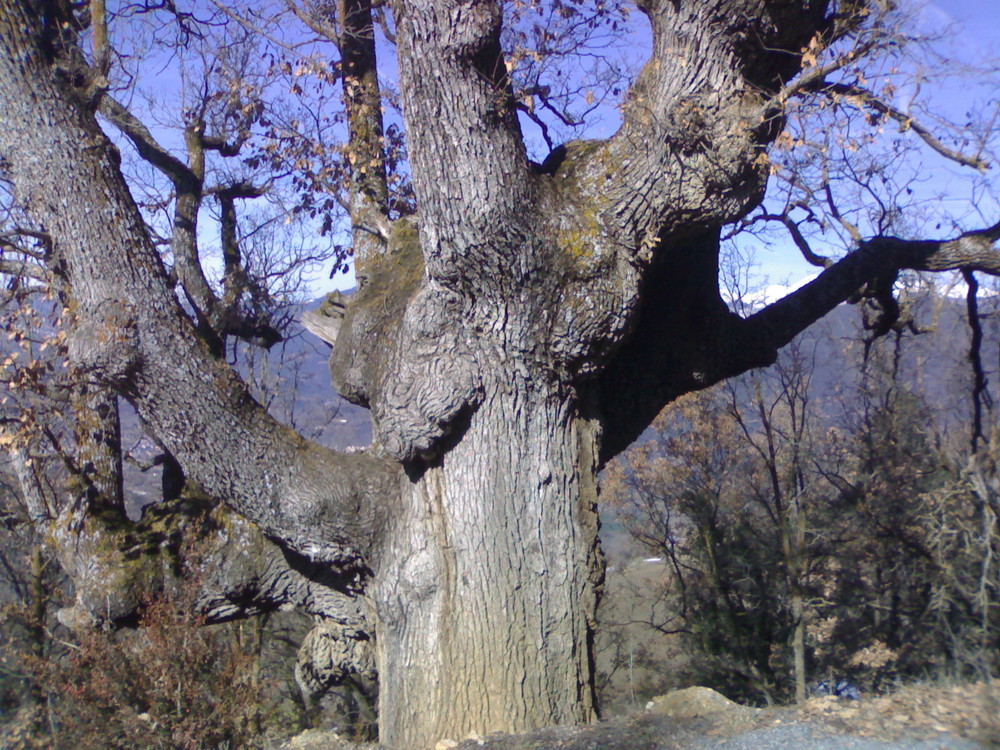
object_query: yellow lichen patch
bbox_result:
[536,139,620,279]
[551,196,615,282]
[361,216,424,315]
[556,206,603,264]
[351,217,424,351]
[554,139,606,181]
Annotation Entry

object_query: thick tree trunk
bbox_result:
[372,378,603,747]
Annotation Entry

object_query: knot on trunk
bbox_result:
[322,218,483,462]
[49,494,274,629]
[372,282,481,461]
[295,618,376,699]
[67,298,140,386]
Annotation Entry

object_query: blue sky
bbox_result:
[748,0,1000,298]
[96,0,996,298]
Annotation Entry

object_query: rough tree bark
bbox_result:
[3,0,1000,746]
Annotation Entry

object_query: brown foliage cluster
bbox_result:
[0,572,274,750]
[792,678,1000,746]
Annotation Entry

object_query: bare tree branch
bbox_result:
[750,222,1000,352]
[821,82,991,171]
[98,95,195,186]
[758,212,833,269]
[90,0,111,76]
[0,227,52,253]
[766,30,890,115]
[0,257,50,282]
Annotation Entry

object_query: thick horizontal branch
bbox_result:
[596,221,1000,466]
[749,223,1000,350]
[38,491,375,633]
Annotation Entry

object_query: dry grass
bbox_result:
[782,679,1000,747]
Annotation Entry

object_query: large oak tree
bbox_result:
[1,0,998,745]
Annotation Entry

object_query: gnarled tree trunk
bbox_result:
[6,0,1000,745]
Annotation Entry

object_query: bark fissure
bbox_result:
[371,378,599,747]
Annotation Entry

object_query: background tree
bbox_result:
[823,315,1000,684]
[605,340,840,705]
[2,0,1000,745]
[607,296,1000,706]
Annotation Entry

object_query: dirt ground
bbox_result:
[277,680,1000,750]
